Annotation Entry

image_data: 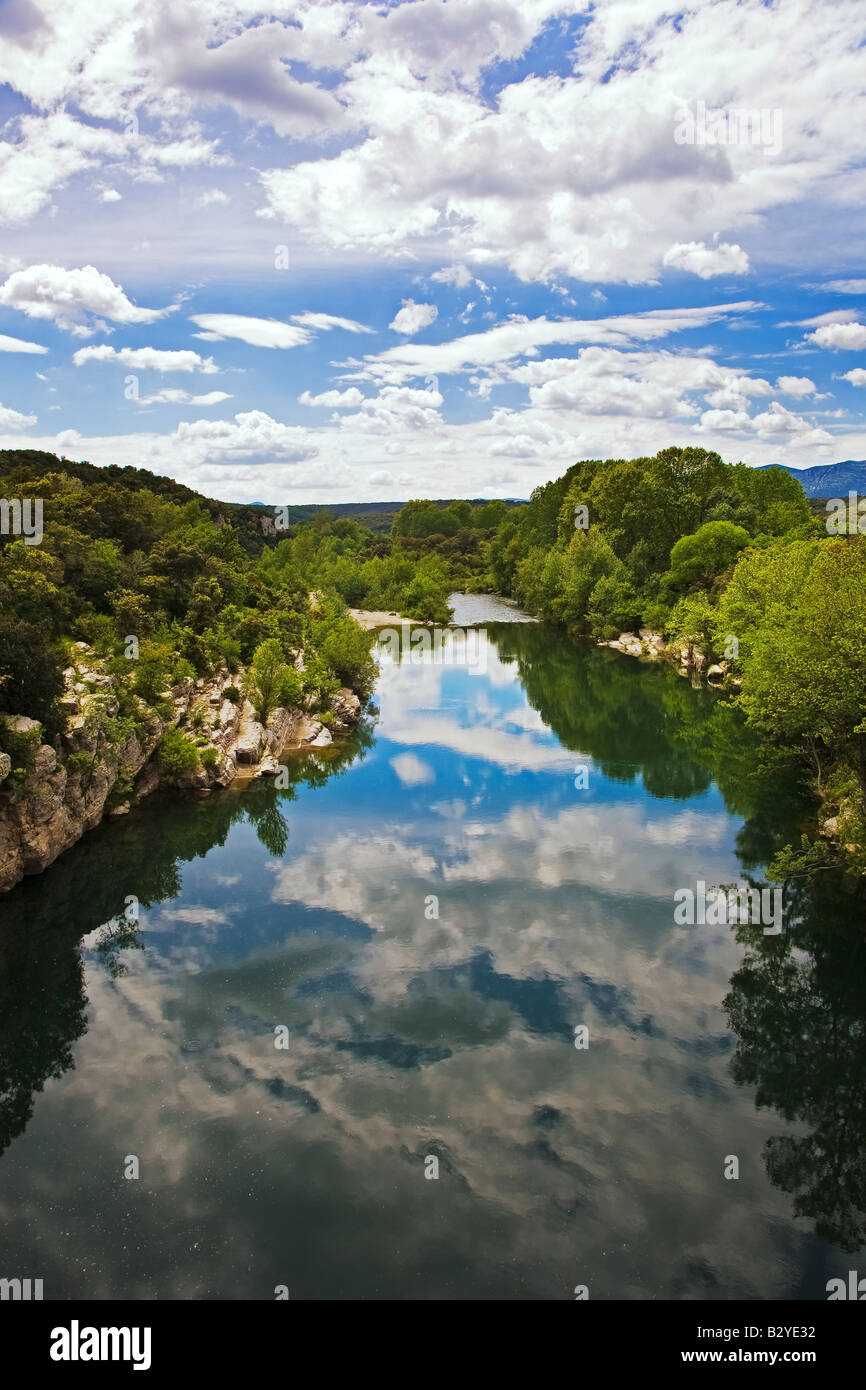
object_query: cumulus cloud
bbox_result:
[171,409,318,466]
[751,400,831,440]
[389,300,438,336]
[806,321,866,350]
[663,241,750,279]
[840,368,866,387]
[775,375,817,396]
[0,263,172,335]
[299,387,365,409]
[73,345,219,373]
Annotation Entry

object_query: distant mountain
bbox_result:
[758,460,866,497]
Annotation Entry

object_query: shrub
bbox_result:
[243,639,302,723]
[222,685,241,704]
[200,746,219,769]
[132,640,174,704]
[157,727,199,778]
[172,658,195,684]
[0,719,42,775]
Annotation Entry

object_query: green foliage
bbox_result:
[157,727,200,778]
[243,639,301,724]
[667,521,752,592]
[132,640,174,704]
[200,746,219,769]
[0,719,42,775]
[222,685,241,704]
[0,615,65,734]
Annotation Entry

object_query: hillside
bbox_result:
[758,460,866,497]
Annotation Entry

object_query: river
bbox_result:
[0,595,863,1299]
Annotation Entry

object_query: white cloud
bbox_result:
[0,332,48,354]
[807,321,866,350]
[840,368,866,387]
[73,344,219,373]
[751,400,831,440]
[138,389,232,407]
[430,264,487,291]
[794,309,860,327]
[357,303,760,384]
[663,241,750,279]
[775,375,817,396]
[823,279,866,294]
[0,400,36,429]
[291,312,373,335]
[0,112,124,225]
[389,300,438,336]
[189,313,311,349]
[0,263,172,335]
[171,409,318,466]
[299,387,365,409]
[195,188,229,207]
[390,752,434,787]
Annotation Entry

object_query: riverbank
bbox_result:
[0,641,363,894]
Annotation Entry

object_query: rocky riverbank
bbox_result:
[0,643,362,894]
[598,628,739,688]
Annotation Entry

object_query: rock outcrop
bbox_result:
[0,645,364,894]
[598,630,739,688]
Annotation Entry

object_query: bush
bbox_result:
[132,640,174,704]
[0,615,65,736]
[157,727,199,778]
[172,658,195,684]
[243,639,302,723]
[0,719,42,775]
[200,746,219,769]
[222,685,241,704]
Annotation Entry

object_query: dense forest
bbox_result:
[1,443,864,881]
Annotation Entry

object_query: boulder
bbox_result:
[235,713,265,764]
[331,688,361,730]
[0,752,10,786]
[7,715,41,736]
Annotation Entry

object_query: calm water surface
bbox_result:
[0,596,863,1299]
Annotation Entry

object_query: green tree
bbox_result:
[243,639,301,723]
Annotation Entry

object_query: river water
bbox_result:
[0,596,863,1299]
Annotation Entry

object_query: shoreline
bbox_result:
[0,643,364,895]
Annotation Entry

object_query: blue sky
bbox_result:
[0,0,865,502]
